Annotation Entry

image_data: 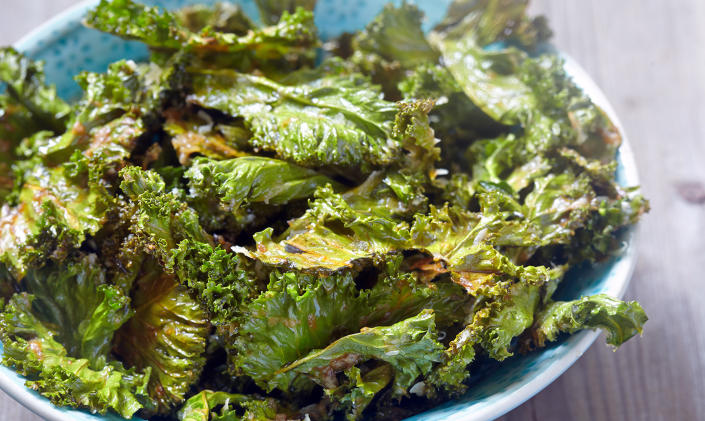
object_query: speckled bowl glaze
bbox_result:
[0,1,641,420]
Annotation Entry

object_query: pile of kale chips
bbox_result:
[0,0,648,420]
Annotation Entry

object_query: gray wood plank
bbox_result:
[1,1,703,421]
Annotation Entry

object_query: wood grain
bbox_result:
[1,1,703,420]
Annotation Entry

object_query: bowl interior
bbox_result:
[2,1,639,421]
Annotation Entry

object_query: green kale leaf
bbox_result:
[85,0,188,50]
[188,70,398,176]
[272,309,444,397]
[0,162,110,279]
[248,186,411,270]
[22,254,132,367]
[0,293,153,418]
[427,281,541,395]
[343,3,438,100]
[120,165,212,265]
[186,156,342,210]
[429,1,536,125]
[249,187,555,290]
[398,63,499,147]
[330,365,393,421]
[20,58,182,165]
[86,0,318,71]
[114,267,209,413]
[167,239,257,327]
[0,48,71,202]
[175,2,254,35]
[164,114,248,165]
[255,0,317,25]
[116,167,213,412]
[0,48,70,133]
[233,261,468,393]
[531,294,647,347]
[178,390,279,421]
[353,3,438,69]
[120,165,262,330]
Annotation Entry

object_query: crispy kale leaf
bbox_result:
[330,365,393,421]
[426,281,541,395]
[84,0,188,50]
[0,250,133,421]
[120,165,211,264]
[0,48,70,133]
[114,268,209,413]
[167,239,257,327]
[233,260,469,393]
[0,293,153,418]
[429,0,536,125]
[20,58,183,165]
[435,0,532,43]
[22,254,132,367]
[523,171,598,245]
[0,161,110,279]
[249,186,411,270]
[6,59,179,280]
[22,67,125,162]
[255,0,317,25]
[86,0,318,70]
[188,70,398,176]
[0,48,70,202]
[429,0,551,111]
[399,63,498,144]
[186,156,342,210]
[249,186,555,289]
[531,294,647,347]
[429,287,648,396]
[411,204,557,286]
[175,2,254,35]
[272,309,443,397]
[164,114,248,165]
[465,57,623,188]
[0,96,30,202]
[393,99,441,178]
[242,100,441,269]
[426,8,648,268]
[354,3,437,68]
[431,1,620,174]
[345,3,438,100]
[178,390,279,421]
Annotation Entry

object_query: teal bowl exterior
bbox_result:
[0,1,641,420]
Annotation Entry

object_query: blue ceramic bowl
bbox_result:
[0,1,641,420]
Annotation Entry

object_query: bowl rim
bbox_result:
[1,2,641,421]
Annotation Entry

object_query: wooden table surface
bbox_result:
[1,1,703,420]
